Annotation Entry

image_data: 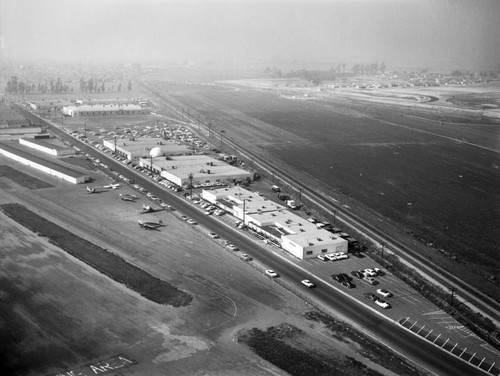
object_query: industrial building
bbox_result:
[201,187,348,259]
[102,138,191,161]
[19,138,74,157]
[139,154,253,187]
[0,102,42,140]
[62,104,146,117]
[0,142,89,184]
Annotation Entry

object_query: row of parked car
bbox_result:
[317,252,349,262]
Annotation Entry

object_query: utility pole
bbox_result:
[381,242,385,259]
[188,173,194,198]
[333,210,336,225]
[450,287,457,308]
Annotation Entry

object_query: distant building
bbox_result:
[102,137,191,161]
[62,104,146,117]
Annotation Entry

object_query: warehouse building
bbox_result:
[201,187,347,259]
[139,154,253,187]
[102,138,190,161]
[0,142,88,184]
[19,138,74,157]
[62,104,146,117]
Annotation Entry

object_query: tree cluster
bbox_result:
[5,76,71,95]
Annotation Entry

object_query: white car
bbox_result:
[265,269,279,278]
[325,254,338,261]
[317,255,329,261]
[375,299,391,309]
[208,232,219,239]
[160,203,168,207]
[301,279,315,288]
[227,244,239,251]
[363,269,378,277]
[376,288,392,298]
[240,254,252,261]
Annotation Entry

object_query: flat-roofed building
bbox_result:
[19,138,74,157]
[140,155,253,187]
[102,137,191,160]
[0,142,88,184]
[62,104,146,117]
[202,186,347,259]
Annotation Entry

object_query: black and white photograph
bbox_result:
[0,1,499,375]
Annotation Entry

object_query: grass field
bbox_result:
[1,203,192,307]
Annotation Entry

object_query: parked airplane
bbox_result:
[86,186,97,194]
[138,219,164,230]
[141,203,162,213]
[119,193,137,201]
[104,183,120,189]
[120,195,136,202]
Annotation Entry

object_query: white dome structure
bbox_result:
[149,146,164,157]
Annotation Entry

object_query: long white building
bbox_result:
[62,104,145,117]
[0,142,88,184]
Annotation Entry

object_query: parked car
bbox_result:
[265,270,279,278]
[364,293,378,301]
[317,255,329,261]
[341,280,356,289]
[240,254,252,261]
[375,299,391,309]
[301,279,315,288]
[227,244,239,251]
[363,276,379,285]
[373,267,385,276]
[376,288,392,298]
[186,219,197,225]
[208,232,219,239]
[363,269,378,277]
[351,270,364,279]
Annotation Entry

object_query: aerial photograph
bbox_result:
[1,0,499,375]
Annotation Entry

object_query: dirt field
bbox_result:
[152,80,500,302]
[0,153,428,375]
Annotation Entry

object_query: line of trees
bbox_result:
[264,61,386,85]
[5,75,133,95]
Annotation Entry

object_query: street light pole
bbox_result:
[450,287,457,308]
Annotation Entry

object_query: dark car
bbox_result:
[364,293,378,302]
[352,252,365,258]
[342,280,356,289]
[351,270,364,279]
[331,273,351,283]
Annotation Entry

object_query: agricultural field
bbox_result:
[152,79,500,300]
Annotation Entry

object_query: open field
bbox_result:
[150,79,500,302]
[0,154,429,375]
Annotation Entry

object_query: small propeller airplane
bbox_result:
[141,203,163,213]
[138,219,164,230]
[104,183,120,190]
[120,193,138,201]
[86,186,97,194]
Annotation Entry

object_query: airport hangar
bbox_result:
[202,186,348,260]
[102,137,191,161]
[0,142,88,184]
[62,104,146,117]
[19,138,75,157]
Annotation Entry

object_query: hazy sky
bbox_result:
[1,0,499,70]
